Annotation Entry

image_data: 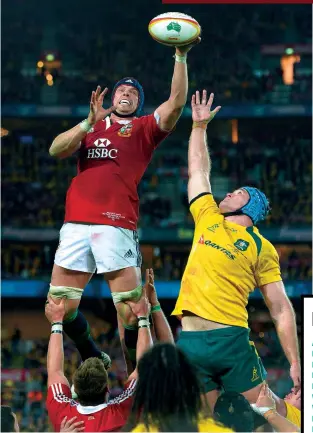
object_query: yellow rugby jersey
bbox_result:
[132,418,234,432]
[285,402,301,428]
[172,193,282,328]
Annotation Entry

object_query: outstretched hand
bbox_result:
[87,86,116,126]
[191,90,221,124]
[144,268,158,307]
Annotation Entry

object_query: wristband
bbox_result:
[151,304,161,313]
[192,121,209,130]
[79,119,93,133]
[174,54,187,64]
[263,409,278,420]
[250,404,275,417]
[51,330,63,334]
[138,316,150,328]
[51,323,63,333]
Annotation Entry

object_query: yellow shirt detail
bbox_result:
[132,418,234,432]
[172,194,282,328]
[285,402,301,428]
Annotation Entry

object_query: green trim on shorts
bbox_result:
[112,285,142,304]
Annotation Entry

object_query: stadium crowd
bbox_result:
[2,123,311,230]
[2,2,312,106]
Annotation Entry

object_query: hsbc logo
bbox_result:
[94,138,111,147]
[87,138,118,159]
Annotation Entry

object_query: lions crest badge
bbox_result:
[118,123,133,137]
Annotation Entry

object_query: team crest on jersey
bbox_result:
[234,239,250,251]
[118,123,133,137]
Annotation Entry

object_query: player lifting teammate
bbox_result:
[172,90,301,428]
[47,40,199,365]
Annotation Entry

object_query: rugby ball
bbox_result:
[148,12,201,47]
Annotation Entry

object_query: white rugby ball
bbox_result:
[148,12,201,47]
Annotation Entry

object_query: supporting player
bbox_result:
[47,39,199,364]
[172,90,301,426]
[45,292,152,432]
[253,384,300,432]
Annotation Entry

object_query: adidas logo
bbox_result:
[124,249,134,259]
[125,79,133,83]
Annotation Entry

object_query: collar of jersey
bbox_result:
[103,116,134,129]
[76,402,108,414]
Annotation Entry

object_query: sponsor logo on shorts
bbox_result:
[118,123,133,137]
[87,138,118,159]
[234,239,250,251]
[207,223,220,233]
[204,240,235,260]
[251,367,260,382]
[124,249,135,259]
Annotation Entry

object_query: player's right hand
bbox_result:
[255,383,276,411]
[87,86,116,126]
[60,416,85,432]
[45,295,66,323]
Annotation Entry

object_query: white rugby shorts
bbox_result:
[54,223,142,273]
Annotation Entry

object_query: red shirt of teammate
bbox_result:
[47,378,136,432]
[65,113,170,230]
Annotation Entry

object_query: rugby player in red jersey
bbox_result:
[45,289,152,432]
[47,40,199,364]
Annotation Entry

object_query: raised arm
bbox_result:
[45,296,69,388]
[260,281,300,391]
[155,40,200,132]
[49,86,115,159]
[188,91,221,203]
[126,290,153,381]
[144,269,174,343]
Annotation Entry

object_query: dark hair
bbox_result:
[72,357,108,406]
[1,406,16,432]
[213,392,254,433]
[125,343,207,432]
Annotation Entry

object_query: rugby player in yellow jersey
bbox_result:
[172,90,301,424]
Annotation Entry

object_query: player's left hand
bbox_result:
[60,416,85,432]
[176,37,201,55]
[144,268,158,307]
[45,295,66,323]
[126,289,150,318]
[290,361,301,392]
[191,90,221,124]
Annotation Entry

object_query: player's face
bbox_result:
[284,389,301,410]
[113,85,139,115]
[219,188,250,213]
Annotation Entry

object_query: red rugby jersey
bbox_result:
[64,113,170,229]
[46,380,136,432]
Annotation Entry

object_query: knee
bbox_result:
[116,303,138,328]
